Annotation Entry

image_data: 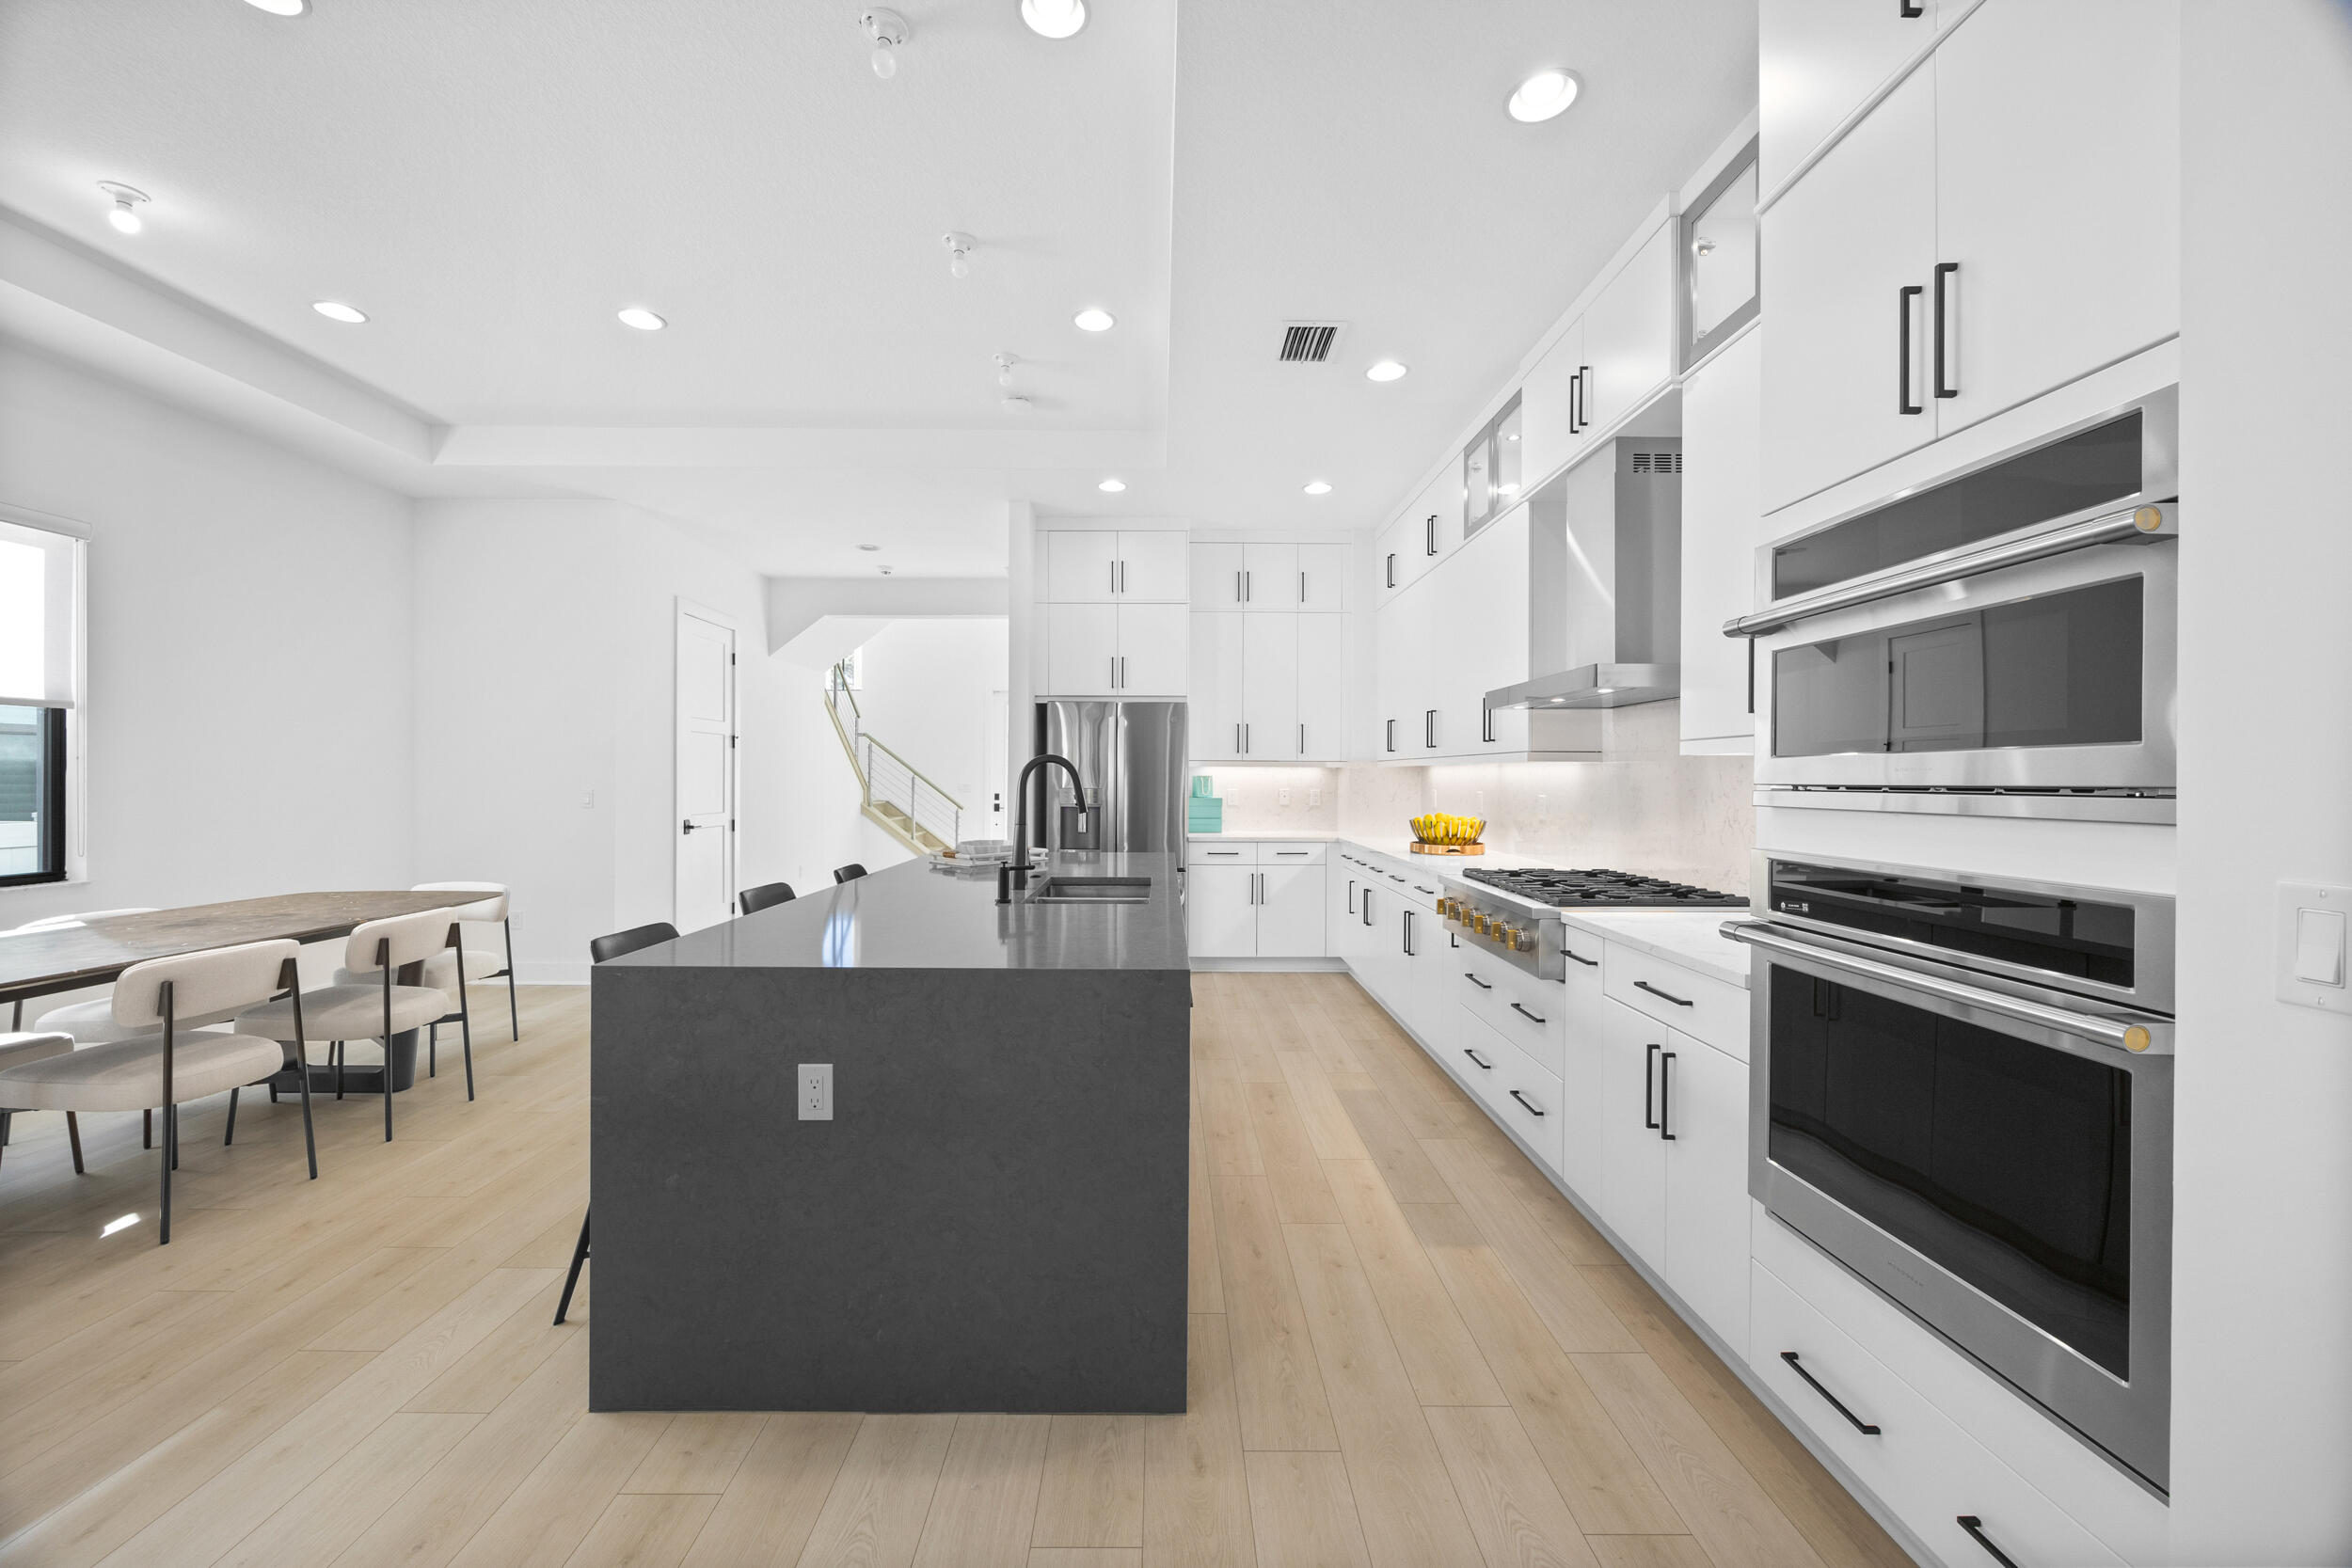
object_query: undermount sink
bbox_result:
[1030,876,1152,904]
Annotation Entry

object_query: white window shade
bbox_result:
[0,516,82,709]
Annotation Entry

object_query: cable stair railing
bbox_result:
[822,660,962,858]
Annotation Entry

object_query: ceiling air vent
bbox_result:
[1630,450,1684,474]
[1278,321,1347,363]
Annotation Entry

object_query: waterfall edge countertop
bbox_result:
[602,849,1187,973]
[588,849,1191,1414]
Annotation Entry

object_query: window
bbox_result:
[0,511,84,887]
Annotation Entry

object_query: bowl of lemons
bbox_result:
[1407,813,1486,854]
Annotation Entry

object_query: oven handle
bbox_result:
[1721,500,2176,639]
[1724,921,2168,1056]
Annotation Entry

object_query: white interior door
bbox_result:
[675,606,737,931]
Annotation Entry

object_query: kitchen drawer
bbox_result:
[1752,1260,2125,1568]
[1456,952,1565,1080]
[1603,942,1748,1060]
[1753,1210,2171,1563]
[1451,1006,1515,1118]
[1187,840,1258,868]
[1257,841,1327,867]
[1495,1031,1566,1176]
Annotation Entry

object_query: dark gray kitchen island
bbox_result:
[587,851,1191,1414]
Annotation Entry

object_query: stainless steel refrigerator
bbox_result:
[1031,701,1188,852]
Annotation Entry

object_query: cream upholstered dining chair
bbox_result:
[10,909,161,1031]
[237,909,463,1143]
[0,939,314,1243]
[335,884,517,1045]
[0,1030,77,1170]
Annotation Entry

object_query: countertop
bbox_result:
[602,851,1189,973]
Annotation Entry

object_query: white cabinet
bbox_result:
[1761,63,1939,513]
[1760,0,2180,511]
[1048,530,1188,601]
[1930,0,2179,436]
[1374,577,1434,757]
[1189,541,1308,610]
[1518,321,1584,485]
[1256,863,1326,958]
[1658,1034,1752,1353]
[1376,470,1458,603]
[1186,863,1259,958]
[1679,326,1762,752]
[1240,615,1299,760]
[1759,0,1943,194]
[1581,222,1677,437]
[1045,603,1186,697]
[1552,936,1607,1198]
[1295,615,1347,761]
[1597,996,1671,1267]
[1297,543,1350,612]
[1188,613,1246,759]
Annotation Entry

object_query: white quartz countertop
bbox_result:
[1554,911,1752,989]
[1184,832,1343,843]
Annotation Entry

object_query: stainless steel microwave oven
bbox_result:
[1731,391,2178,807]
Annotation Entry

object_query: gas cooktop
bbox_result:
[1459,867,1747,909]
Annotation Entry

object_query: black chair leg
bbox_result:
[1,1108,10,1147]
[66,1112,83,1174]
[159,1105,174,1244]
[429,1022,437,1078]
[460,1012,474,1103]
[554,1210,590,1324]
[170,1104,180,1171]
[334,1043,345,1101]
[295,1052,318,1180]
[505,919,520,1041]
[223,1087,240,1146]
[381,1038,394,1142]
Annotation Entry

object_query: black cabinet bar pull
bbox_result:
[1643,1042,1660,1129]
[1780,1353,1883,1434]
[1386,552,1397,588]
[1464,1048,1493,1070]
[1465,972,1493,990]
[1568,366,1581,433]
[1933,261,1960,399]
[1898,285,1923,415]
[1347,880,1357,913]
[1510,1002,1547,1025]
[1635,979,1694,1007]
[1509,1088,1546,1117]
[1659,1050,1677,1140]
[1234,569,1244,603]
[1955,1517,2022,1568]
[1563,945,1598,967]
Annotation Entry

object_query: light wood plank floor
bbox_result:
[0,974,1912,1568]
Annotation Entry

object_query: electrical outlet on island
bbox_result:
[799,1063,833,1120]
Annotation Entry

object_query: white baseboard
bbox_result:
[1189,956,1347,973]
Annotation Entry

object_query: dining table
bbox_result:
[2,890,496,1096]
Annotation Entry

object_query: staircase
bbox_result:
[822,661,962,857]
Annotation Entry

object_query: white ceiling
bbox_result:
[0,0,1756,577]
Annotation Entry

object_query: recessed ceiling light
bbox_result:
[1021,0,1088,39]
[857,543,882,551]
[1303,481,1332,496]
[1073,308,1115,332]
[1001,395,1034,415]
[616,307,666,331]
[1098,478,1127,493]
[244,0,309,13]
[311,300,367,324]
[1365,359,1408,383]
[97,182,148,234]
[1508,69,1581,123]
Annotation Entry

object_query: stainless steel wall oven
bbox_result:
[1731,854,2174,1492]
[1731,391,2178,815]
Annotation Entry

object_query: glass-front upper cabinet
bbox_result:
[1682,140,1758,368]
[1461,392,1522,539]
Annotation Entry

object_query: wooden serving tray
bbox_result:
[1408,842,1486,855]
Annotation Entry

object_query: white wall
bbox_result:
[0,341,414,926]
[2169,5,2352,1560]
[413,499,863,978]
[848,616,1009,852]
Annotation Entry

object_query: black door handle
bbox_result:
[1933,261,1960,399]
[1780,1353,1882,1434]
[1659,1050,1677,1140]
[1955,1516,2022,1568]
[1465,973,1493,990]
[1898,285,1923,415]
[1636,979,1693,1007]
[1510,1002,1547,1025]
[681,819,700,834]
[1509,1088,1546,1117]
[1643,1042,1660,1129]
[1464,1048,1493,1071]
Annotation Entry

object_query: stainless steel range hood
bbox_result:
[1486,437,1683,711]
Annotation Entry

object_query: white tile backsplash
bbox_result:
[1187,766,1340,834]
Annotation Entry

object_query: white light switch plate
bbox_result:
[2277,883,2352,1011]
